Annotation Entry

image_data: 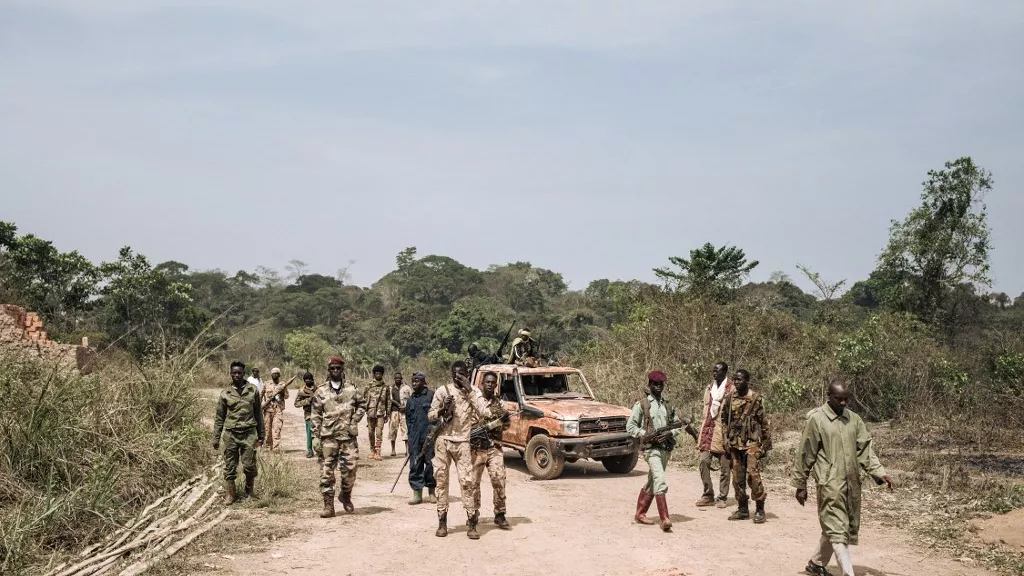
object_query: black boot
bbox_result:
[436,512,448,537]
[494,512,511,530]
[753,501,766,524]
[728,500,750,521]
[467,512,480,540]
[244,474,257,500]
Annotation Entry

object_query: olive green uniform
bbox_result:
[213,381,266,483]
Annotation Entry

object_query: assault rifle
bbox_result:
[261,376,296,411]
[639,418,698,450]
[495,321,516,364]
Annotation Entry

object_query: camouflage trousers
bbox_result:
[730,447,766,503]
[263,409,283,450]
[433,438,477,516]
[367,417,385,451]
[472,445,507,514]
[320,438,359,496]
[641,448,671,495]
[221,428,258,482]
[388,411,407,442]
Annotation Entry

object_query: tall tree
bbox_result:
[876,157,993,330]
[654,243,759,301]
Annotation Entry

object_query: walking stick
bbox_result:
[390,453,410,493]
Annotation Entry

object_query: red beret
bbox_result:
[647,370,667,383]
[328,355,345,366]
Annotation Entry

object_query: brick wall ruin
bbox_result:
[0,305,97,374]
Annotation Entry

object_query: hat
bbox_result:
[519,329,531,337]
[270,367,281,375]
[328,355,345,366]
[647,370,668,383]
[412,371,426,381]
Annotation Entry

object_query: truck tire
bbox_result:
[600,451,639,474]
[524,434,565,480]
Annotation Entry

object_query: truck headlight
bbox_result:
[562,420,579,435]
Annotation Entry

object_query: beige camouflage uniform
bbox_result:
[259,378,290,451]
[364,379,391,459]
[311,382,368,500]
[390,382,412,443]
[471,389,510,515]
[428,383,490,519]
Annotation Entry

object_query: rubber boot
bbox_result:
[306,450,314,458]
[409,489,423,505]
[634,490,655,525]
[426,487,437,503]
[754,501,766,524]
[436,512,448,537]
[467,512,480,540]
[729,500,750,521]
[244,474,256,500]
[655,494,672,532]
[222,480,236,505]
[339,489,354,513]
[320,492,335,518]
[494,512,511,530]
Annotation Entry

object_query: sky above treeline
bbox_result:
[2,1,1022,295]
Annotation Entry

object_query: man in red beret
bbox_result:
[626,370,697,532]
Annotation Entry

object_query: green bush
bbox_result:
[0,352,209,575]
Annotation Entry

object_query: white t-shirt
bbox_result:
[247,376,263,393]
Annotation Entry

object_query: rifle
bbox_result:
[411,395,453,470]
[261,376,296,411]
[390,453,410,493]
[639,418,697,450]
[495,321,516,363]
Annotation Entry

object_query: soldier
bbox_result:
[428,361,491,539]
[364,365,391,461]
[721,369,772,524]
[259,367,291,451]
[505,329,538,366]
[389,371,412,457]
[294,371,318,458]
[470,371,512,530]
[793,380,893,576]
[406,371,436,505]
[311,355,368,518]
[695,361,734,508]
[247,366,264,394]
[626,370,695,532]
[468,342,497,370]
[212,360,265,504]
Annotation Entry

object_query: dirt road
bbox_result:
[201,392,994,576]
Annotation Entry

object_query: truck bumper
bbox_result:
[554,433,636,460]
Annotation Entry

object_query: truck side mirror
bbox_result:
[520,405,544,418]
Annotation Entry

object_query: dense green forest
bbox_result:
[2,156,1022,422]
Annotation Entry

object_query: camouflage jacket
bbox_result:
[260,379,291,415]
[719,389,771,451]
[428,383,491,442]
[293,382,317,421]
[478,391,510,442]
[311,382,368,441]
[364,380,391,418]
[213,382,266,442]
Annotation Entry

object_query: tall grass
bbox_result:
[0,351,211,575]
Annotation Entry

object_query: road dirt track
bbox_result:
[213,393,994,576]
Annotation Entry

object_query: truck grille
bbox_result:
[579,417,627,435]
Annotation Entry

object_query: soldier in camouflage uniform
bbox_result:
[311,355,368,518]
[428,361,491,539]
[388,371,411,457]
[259,367,291,451]
[294,371,318,458]
[364,365,391,461]
[720,369,772,524]
[213,360,265,505]
[471,371,512,530]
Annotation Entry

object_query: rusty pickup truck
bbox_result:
[471,364,638,480]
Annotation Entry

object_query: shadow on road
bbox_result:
[854,567,890,576]
[446,516,533,538]
[503,454,646,480]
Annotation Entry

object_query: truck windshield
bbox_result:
[521,373,592,398]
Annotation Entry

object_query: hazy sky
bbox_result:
[2,1,1022,294]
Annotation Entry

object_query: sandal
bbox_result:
[804,562,833,576]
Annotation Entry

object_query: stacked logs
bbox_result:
[43,463,229,576]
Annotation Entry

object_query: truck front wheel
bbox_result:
[525,434,565,480]
[600,451,639,474]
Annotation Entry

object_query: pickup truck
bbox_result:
[470,364,639,480]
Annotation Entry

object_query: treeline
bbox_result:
[1,156,1022,422]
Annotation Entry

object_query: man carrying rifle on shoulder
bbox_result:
[626,370,698,533]
[405,372,437,505]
